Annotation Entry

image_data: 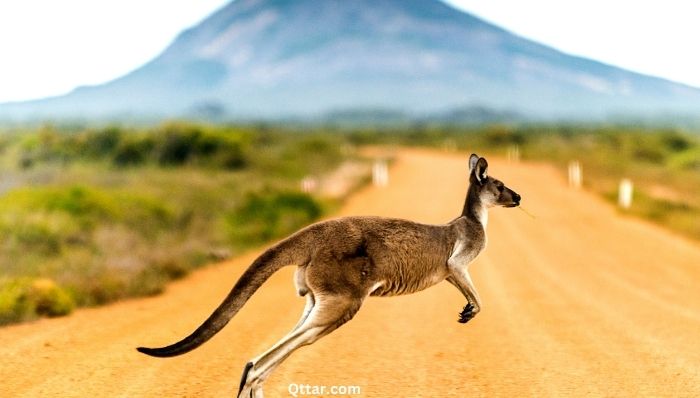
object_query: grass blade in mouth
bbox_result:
[518,205,536,219]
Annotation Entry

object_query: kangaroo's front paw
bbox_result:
[458,303,476,324]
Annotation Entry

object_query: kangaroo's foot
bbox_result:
[458,303,476,324]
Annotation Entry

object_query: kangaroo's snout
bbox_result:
[512,192,521,204]
[502,189,520,208]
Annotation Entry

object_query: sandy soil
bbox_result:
[2,148,699,397]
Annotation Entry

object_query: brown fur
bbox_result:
[137,154,520,398]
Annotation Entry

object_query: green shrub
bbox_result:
[82,126,123,158]
[669,148,700,170]
[632,145,666,164]
[113,137,153,166]
[658,130,693,152]
[6,122,253,170]
[73,272,128,306]
[0,186,173,233]
[0,279,32,324]
[156,125,201,165]
[227,191,323,246]
[7,221,63,254]
[482,125,526,146]
[213,141,247,169]
[153,259,190,280]
[0,278,74,324]
[43,186,116,221]
[0,212,82,257]
[127,267,167,297]
[26,279,75,317]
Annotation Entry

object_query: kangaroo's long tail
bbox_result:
[136,238,303,358]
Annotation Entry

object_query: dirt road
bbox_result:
[2,149,700,397]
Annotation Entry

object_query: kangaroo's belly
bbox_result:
[370,266,448,297]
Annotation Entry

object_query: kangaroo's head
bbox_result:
[468,153,521,208]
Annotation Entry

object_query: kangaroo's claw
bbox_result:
[458,303,475,323]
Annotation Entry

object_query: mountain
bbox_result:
[2,0,700,121]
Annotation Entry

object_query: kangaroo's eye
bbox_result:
[498,186,504,192]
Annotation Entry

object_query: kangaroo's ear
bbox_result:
[468,154,479,172]
[475,157,488,183]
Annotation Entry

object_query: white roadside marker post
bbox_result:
[507,145,520,163]
[568,160,582,189]
[372,160,389,187]
[619,178,633,209]
[301,176,317,193]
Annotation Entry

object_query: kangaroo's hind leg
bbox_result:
[237,294,362,398]
[292,292,315,331]
[292,267,315,331]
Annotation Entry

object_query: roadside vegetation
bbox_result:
[1,121,697,325]
[0,122,357,324]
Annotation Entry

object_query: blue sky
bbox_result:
[0,0,698,102]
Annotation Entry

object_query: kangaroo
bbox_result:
[137,153,521,397]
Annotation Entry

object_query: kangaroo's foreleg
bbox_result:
[446,267,481,324]
[238,295,362,398]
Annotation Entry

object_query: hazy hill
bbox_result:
[2,0,700,121]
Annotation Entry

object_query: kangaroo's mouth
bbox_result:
[504,198,521,208]
[504,192,521,208]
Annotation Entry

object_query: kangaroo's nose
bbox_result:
[513,192,521,203]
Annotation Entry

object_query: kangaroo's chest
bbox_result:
[447,233,486,271]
